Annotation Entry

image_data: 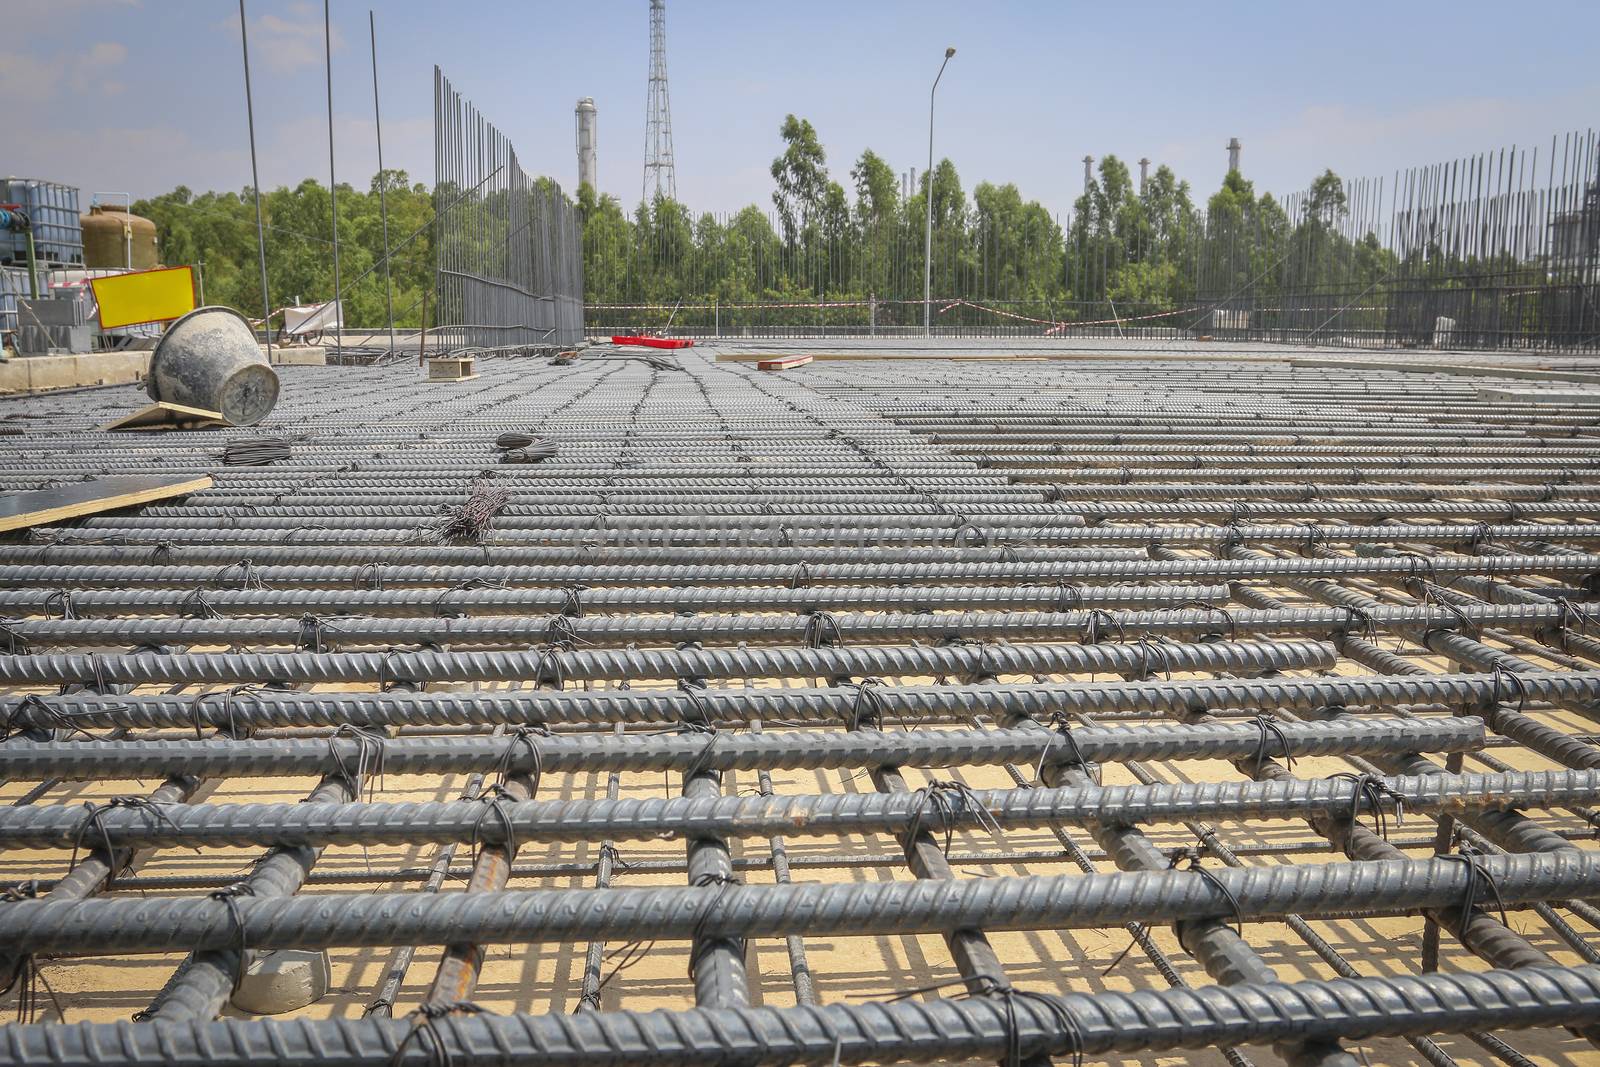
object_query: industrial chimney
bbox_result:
[1226,137,1241,175]
[1082,155,1094,191]
[1138,157,1150,193]
[575,97,599,193]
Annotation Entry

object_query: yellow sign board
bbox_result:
[90,267,196,329]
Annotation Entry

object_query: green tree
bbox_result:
[851,150,900,298]
[850,149,898,225]
[581,193,634,306]
[1307,169,1348,226]
[135,169,440,331]
[971,181,1061,305]
[770,115,829,246]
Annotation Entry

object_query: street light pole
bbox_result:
[924,46,955,339]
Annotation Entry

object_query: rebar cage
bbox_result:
[2,342,1600,1066]
[433,69,583,353]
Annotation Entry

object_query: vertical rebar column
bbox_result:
[324,0,341,361]
[238,0,271,359]
[369,10,395,356]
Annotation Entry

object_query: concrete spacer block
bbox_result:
[229,949,331,1015]
[266,346,327,366]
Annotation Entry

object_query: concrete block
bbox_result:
[0,351,150,394]
[73,354,143,386]
[0,360,27,393]
[24,356,80,392]
[117,351,153,382]
[229,949,331,1015]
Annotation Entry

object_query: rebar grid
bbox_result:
[3,347,1600,1067]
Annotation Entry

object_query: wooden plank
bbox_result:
[757,355,813,371]
[0,475,214,532]
[100,402,226,432]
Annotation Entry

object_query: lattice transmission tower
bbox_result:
[642,0,677,204]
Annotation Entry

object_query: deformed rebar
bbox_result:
[3,965,1600,1066]
[14,670,1600,731]
[0,769,1591,851]
[0,852,1592,957]
[0,718,1481,780]
[0,637,1336,687]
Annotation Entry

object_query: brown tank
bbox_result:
[81,204,159,270]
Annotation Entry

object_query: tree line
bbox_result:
[579,114,1408,332]
[132,170,433,329]
[132,112,1571,339]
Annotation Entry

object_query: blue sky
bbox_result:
[8,0,1600,220]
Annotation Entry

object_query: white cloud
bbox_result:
[4,0,138,34]
[68,41,129,93]
[85,41,128,65]
[0,52,63,104]
[218,6,344,74]
[0,38,129,103]
[255,12,336,72]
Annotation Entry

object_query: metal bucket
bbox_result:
[147,306,280,425]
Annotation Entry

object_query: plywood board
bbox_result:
[100,401,226,432]
[0,474,213,532]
